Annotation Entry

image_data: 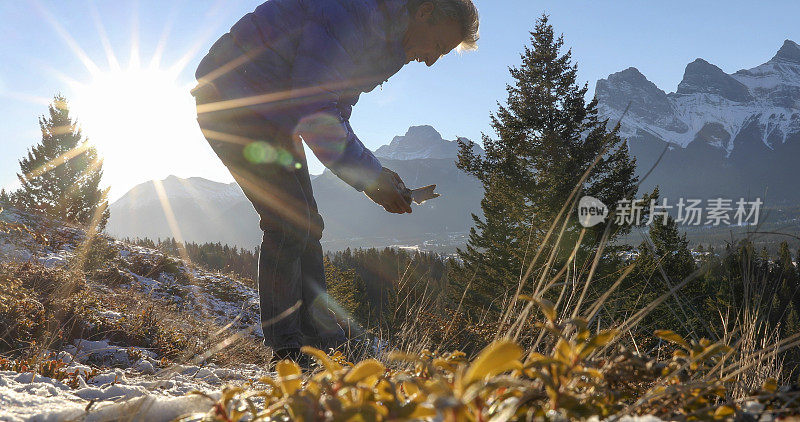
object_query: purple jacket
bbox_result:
[195,0,410,191]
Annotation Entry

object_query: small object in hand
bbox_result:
[410,185,440,204]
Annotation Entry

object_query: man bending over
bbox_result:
[192,0,479,362]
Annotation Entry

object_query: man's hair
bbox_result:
[408,0,480,51]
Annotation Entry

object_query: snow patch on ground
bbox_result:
[64,339,157,369]
[0,368,223,422]
[37,248,74,268]
[0,357,266,422]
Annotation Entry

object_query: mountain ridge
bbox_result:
[595,40,800,203]
[108,127,484,250]
[374,125,483,160]
[598,39,800,151]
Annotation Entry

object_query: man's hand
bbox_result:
[364,167,413,214]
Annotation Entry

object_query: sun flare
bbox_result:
[68,64,220,197]
[72,66,196,159]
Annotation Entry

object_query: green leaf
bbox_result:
[526,355,562,368]
[276,361,302,395]
[344,359,385,384]
[301,346,342,372]
[587,330,616,349]
[555,338,573,362]
[762,378,778,393]
[577,330,616,360]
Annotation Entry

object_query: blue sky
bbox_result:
[1,0,798,200]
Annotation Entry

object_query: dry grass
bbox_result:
[0,210,272,371]
[3,170,798,420]
[180,160,800,421]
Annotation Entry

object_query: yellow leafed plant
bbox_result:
[177,303,796,422]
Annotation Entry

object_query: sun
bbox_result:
[68,63,223,198]
[19,0,240,199]
[72,65,198,164]
[74,67,188,144]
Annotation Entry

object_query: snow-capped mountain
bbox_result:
[108,176,251,247]
[596,40,800,203]
[374,125,483,160]
[112,175,243,210]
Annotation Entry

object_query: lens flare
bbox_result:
[244,141,277,164]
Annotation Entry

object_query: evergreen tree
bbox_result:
[770,242,799,337]
[327,247,450,334]
[644,216,696,278]
[14,95,109,230]
[629,214,703,338]
[454,16,638,312]
[325,257,369,328]
[0,189,10,206]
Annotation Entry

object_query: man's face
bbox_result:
[403,2,463,67]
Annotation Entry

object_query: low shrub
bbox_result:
[0,261,193,361]
[0,354,99,389]
[184,315,799,421]
[126,253,188,282]
[0,262,86,353]
[76,235,120,272]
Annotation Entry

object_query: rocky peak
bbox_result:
[596,67,681,127]
[771,39,800,64]
[597,67,669,101]
[676,59,753,102]
[376,126,445,157]
[374,125,482,161]
[403,125,442,140]
[606,67,651,86]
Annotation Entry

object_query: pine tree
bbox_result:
[770,242,799,336]
[15,95,109,230]
[325,257,369,326]
[454,16,638,312]
[622,214,704,340]
[0,189,10,206]
[644,216,696,277]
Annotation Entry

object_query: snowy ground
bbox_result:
[0,338,272,422]
[0,207,272,421]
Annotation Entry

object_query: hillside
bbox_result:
[0,206,270,419]
[2,206,796,421]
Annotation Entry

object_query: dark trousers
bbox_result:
[194,84,346,350]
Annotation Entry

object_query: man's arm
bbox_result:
[288,18,381,192]
[288,15,411,213]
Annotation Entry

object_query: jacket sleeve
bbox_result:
[289,17,382,192]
